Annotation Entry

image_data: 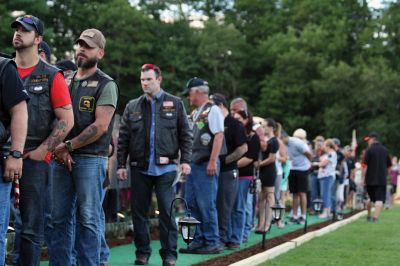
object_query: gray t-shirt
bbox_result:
[286,137,311,171]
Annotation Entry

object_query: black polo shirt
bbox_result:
[364,142,392,186]
[0,59,29,127]
[220,115,247,171]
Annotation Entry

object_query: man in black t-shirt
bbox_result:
[210,94,247,249]
[0,57,29,264]
[363,132,391,222]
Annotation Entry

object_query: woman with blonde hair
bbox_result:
[318,139,337,218]
[273,123,287,228]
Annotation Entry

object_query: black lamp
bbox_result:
[312,198,323,214]
[167,197,200,249]
[178,215,200,246]
[271,204,285,221]
[261,204,285,249]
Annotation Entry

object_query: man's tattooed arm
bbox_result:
[41,105,74,151]
[68,105,115,150]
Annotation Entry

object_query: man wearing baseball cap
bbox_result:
[11,14,74,265]
[180,77,226,254]
[50,28,118,265]
[363,132,391,222]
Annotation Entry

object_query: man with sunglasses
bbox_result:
[10,15,74,265]
[117,64,192,266]
[51,28,118,266]
[0,56,29,266]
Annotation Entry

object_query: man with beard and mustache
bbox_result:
[10,15,74,265]
[51,28,118,266]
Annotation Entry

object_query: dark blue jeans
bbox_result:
[19,158,51,266]
[185,161,220,247]
[217,169,239,243]
[130,168,177,260]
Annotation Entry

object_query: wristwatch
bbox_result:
[9,150,22,159]
[65,140,74,152]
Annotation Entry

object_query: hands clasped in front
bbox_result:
[54,143,75,171]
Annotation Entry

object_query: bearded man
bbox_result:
[50,28,118,266]
[10,15,74,266]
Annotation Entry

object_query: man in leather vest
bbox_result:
[180,77,225,254]
[11,15,74,265]
[0,56,28,266]
[117,64,192,266]
[52,28,118,266]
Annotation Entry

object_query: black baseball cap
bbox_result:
[364,131,379,141]
[182,77,208,96]
[39,41,51,61]
[55,59,77,72]
[210,93,228,108]
[11,15,44,36]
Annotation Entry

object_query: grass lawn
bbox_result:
[260,205,400,266]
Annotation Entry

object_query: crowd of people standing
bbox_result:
[0,14,397,266]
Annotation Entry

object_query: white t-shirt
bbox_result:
[318,151,337,178]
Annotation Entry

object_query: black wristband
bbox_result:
[65,140,74,152]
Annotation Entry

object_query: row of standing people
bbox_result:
[0,15,118,266]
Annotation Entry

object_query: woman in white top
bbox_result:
[318,139,337,218]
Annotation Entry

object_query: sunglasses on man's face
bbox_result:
[18,16,35,25]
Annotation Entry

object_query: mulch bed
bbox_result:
[8,210,360,265]
[193,210,361,266]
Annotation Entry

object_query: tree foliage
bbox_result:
[1,0,400,153]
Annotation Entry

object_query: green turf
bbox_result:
[261,206,400,266]
[39,212,333,265]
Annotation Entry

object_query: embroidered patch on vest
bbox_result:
[79,96,95,112]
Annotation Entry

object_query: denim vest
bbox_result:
[68,69,116,156]
[22,59,58,150]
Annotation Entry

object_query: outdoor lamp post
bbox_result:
[261,204,285,249]
[302,198,324,233]
[271,204,285,221]
[179,216,200,247]
[313,198,323,214]
[167,197,200,249]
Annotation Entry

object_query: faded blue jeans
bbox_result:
[319,176,334,209]
[185,161,220,247]
[0,165,11,264]
[228,178,251,245]
[49,155,107,266]
[243,191,255,240]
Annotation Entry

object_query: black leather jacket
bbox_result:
[117,91,192,169]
